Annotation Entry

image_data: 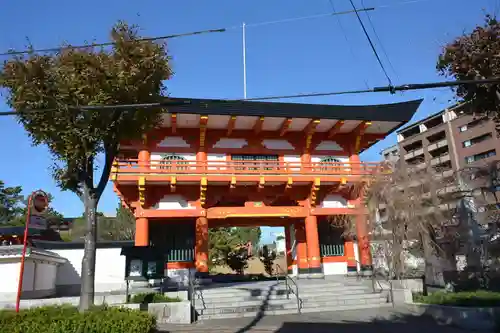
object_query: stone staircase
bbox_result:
[193,277,390,320]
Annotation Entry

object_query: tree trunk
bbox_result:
[78,184,98,312]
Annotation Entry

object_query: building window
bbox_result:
[160,154,188,170]
[462,133,492,148]
[231,154,279,171]
[465,149,497,164]
[320,156,342,172]
[458,117,489,132]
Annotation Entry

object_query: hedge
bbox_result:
[0,305,156,333]
[129,292,181,304]
[413,290,500,307]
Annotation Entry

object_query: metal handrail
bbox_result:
[188,272,204,321]
[275,263,302,314]
[346,258,389,297]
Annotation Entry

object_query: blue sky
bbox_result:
[0,0,496,244]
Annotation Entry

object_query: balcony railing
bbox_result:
[112,159,380,177]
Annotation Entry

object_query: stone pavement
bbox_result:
[158,306,471,332]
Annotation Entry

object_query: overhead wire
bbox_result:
[0,28,227,56]
[0,0,447,57]
[360,0,400,82]
[347,0,393,86]
[328,0,371,89]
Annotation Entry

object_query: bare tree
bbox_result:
[365,160,457,287]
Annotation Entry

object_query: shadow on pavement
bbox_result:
[159,312,471,332]
[273,314,468,333]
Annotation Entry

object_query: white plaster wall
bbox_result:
[262,139,294,150]
[284,155,301,171]
[207,153,226,171]
[213,138,247,149]
[323,262,348,275]
[156,136,190,148]
[315,141,343,151]
[153,194,195,210]
[320,194,348,208]
[52,248,126,292]
[0,260,59,301]
[0,262,34,293]
[34,263,57,291]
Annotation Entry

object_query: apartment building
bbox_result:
[397,103,499,178]
[380,144,400,163]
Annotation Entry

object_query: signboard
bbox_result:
[29,215,48,230]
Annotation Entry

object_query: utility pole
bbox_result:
[242,22,247,99]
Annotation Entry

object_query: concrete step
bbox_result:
[193,289,383,306]
[300,292,387,301]
[301,296,388,308]
[196,301,392,320]
[196,302,298,316]
[196,284,369,297]
[195,298,293,310]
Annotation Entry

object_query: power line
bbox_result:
[239,77,500,101]
[0,0,443,57]
[348,0,393,86]
[1,78,499,116]
[0,28,227,56]
[328,0,370,89]
[360,0,400,81]
[245,7,375,28]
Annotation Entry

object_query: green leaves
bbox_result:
[0,21,172,195]
[70,203,135,241]
[0,181,23,224]
[208,227,260,273]
[0,181,63,226]
[0,305,156,333]
[438,13,500,128]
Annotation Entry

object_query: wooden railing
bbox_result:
[113,159,380,176]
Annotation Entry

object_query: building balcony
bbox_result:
[111,159,379,183]
[430,154,451,166]
[428,139,448,152]
[404,148,424,160]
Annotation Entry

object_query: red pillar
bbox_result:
[135,217,149,246]
[195,217,209,276]
[355,213,372,273]
[285,224,293,274]
[305,215,322,275]
[344,240,358,275]
[138,150,150,170]
[295,222,308,275]
[350,152,372,273]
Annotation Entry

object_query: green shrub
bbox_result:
[129,292,181,304]
[0,305,156,333]
[413,290,500,307]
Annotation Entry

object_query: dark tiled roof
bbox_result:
[32,239,133,250]
[164,97,423,123]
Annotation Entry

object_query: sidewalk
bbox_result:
[158,306,469,332]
